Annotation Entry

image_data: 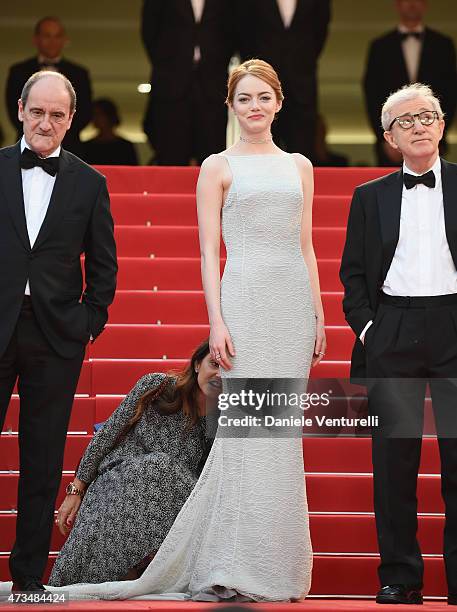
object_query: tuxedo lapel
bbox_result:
[417,28,431,81]
[32,149,77,251]
[270,0,285,28]
[441,159,457,268]
[393,32,410,83]
[200,0,208,23]
[376,169,403,279]
[185,0,198,23]
[0,143,30,250]
[289,0,303,30]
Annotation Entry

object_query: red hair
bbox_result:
[226,59,284,105]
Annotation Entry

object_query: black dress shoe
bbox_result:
[376,585,423,604]
[448,594,457,605]
[11,579,46,592]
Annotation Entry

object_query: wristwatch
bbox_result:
[66,482,85,497]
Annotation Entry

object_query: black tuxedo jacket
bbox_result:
[6,57,92,153]
[339,159,457,379]
[237,0,330,102]
[141,0,236,102]
[0,143,117,359]
[363,28,457,143]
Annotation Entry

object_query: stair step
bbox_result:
[0,473,445,514]
[0,554,447,596]
[98,165,393,197]
[0,512,445,556]
[87,324,354,361]
[0,435,442,476]
[110,194,351,228]
[109,290,347,326]
[113,226,346,259]
[115,257,344,292]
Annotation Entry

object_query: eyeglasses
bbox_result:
[388,110,440,131]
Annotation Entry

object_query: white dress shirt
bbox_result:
[21,136,60,295]
[361,157,457,341]
[190,0,205,63]
[383,157,457,296]
[398,24,424,82]
[276,0,297,28]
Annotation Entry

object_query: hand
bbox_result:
[55,495,82,536]
[210,321,235,370]
[312,318,326,367]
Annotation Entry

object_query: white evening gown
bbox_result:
[46,153,316,600]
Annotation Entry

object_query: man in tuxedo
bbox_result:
[238,0,331,160]
[363,0,457,166]
[340,83,457,605]
[0,71,117,592]
[141,0,236,165]
[5,16,92,157]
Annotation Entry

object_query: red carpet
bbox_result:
[0,599,451,611]
[0,166,447,605]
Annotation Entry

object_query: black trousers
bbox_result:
[365,295,457,592]
[0,297,85,582]
[143,78,227,166]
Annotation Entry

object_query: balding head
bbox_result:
[21,71,76,115]
[18,72,76,157]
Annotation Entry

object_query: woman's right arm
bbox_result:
[76,372,167,484]
[197,155,235,369]
[56,373,166,535]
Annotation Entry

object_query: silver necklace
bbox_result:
[239,134,273,144]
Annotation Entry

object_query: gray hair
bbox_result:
[381,83,444,131]
[20,71,76,114]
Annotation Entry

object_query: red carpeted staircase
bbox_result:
[0,165,447,609]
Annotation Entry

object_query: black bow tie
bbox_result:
[403,170,436,190]
[399,31,424,41]
[39,61,61,70]
[20,148,59,176]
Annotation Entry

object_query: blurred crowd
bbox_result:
[2,0,456,166]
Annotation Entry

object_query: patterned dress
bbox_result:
[48,373,209,586]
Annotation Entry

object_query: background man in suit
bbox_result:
[238,0,331,160]
[5,16,92,157]
[340,83,457,605]
[0,71,117,592]
[141,0,236,165]
[363,0,457,166]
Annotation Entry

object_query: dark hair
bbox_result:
[93,98,120,127]
[34,16,64,36]
[21,71,76,114]
[126,338,210,433]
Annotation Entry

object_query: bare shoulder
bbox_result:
[290,153,313,175]
[198,153,232,196]
[200,153,227,175]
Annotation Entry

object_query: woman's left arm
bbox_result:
[294,154,326,366]
[76,372,166,484]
